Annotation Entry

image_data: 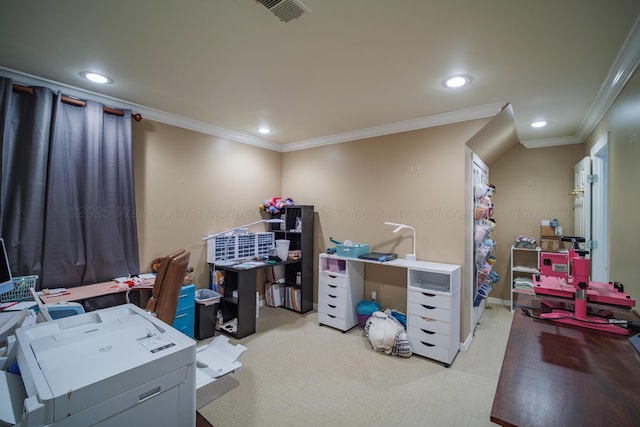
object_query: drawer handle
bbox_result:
[139,386,161,402]
[328,304,336,309]
[420,341,435,347]
[328,294,337,299]
[420,316,436,322]
[328,314,336,319]
[175,313,187,319]
[421,292,436,297]
[421,329,435,335]
[328,284,338,289]
[328,274,338,279]
[421,305,436,310]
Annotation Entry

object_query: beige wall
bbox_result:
[131,116,514,345]
[132,120,282,288]
[282,120,489,340]
[583,67,640,299]
[490,144,585,302]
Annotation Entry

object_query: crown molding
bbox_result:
[280,102,506,152]
[520,14,640,150]
[0,64,506,153]
[577,12,640,141]
[133,107,277,150]
[0,66,279,151]
[520,136,582,149]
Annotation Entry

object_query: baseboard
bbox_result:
[460,297,510,351]
[488,296,508,307]
[460,333,473,352]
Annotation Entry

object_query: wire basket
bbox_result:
[0,275,38,302]
[206,232,275,264]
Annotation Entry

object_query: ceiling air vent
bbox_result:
[256,0,311,23]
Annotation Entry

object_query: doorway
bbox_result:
[573,132,609,282]
[590,132,609,282]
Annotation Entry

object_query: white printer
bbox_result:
[4,304,196,426]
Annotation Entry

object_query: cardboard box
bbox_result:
[541,238,560,251]
[540,225,556,237]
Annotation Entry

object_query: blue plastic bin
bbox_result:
[357,300,380,327]
[336,243,370,258]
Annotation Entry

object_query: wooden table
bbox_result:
[39,279,154,310]
[490,294,640,427]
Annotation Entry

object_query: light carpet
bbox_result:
[198,302,513,427]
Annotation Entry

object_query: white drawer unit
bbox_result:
[406,266,461,367]
[407,299,451,322]
[318,254,364,332]
[317,253,461,367]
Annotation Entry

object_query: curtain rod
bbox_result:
[11,83,143,122]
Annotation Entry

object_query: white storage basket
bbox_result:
[207,232,275,264]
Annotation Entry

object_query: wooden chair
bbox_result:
[146,249,190,325]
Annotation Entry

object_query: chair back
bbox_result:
[153,250,190,325]
[145,248,186,319]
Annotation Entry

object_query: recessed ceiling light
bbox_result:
[79,71,113,84]
[531,120,547,128]
[258,127,271,134]
[443,75,471,88]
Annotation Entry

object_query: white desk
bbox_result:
[318,254,461,366]
[341,256,461,273]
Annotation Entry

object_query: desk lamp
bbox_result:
[384,222,416,261]
[202,219,285,241]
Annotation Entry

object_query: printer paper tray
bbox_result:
[21,366,191,426]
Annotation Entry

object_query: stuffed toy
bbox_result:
[184,267,194,285]
[151,258,163,274]
[260,196,295,214]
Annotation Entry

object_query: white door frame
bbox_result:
[590,132,609,282]
[573,156,591,244]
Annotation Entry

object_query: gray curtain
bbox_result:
[0,77,139,289]
[0,78,53,278]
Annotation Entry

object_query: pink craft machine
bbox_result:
[539,251,569,277]
[533,236,636,335]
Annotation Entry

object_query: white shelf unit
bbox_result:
[510,245,541,312]
[406,265,461,367]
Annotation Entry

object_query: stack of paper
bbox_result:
[195,335,247,390]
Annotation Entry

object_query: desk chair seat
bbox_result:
[146,249,190,326]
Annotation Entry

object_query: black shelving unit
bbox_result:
[211,261,302,339]
[270,205,314,314]
[208,205,314,339]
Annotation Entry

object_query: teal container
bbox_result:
[357,300,380,327]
